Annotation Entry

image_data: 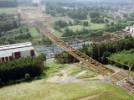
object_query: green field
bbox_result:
[29,27,43,45]
[89,23,105,30]
[29,27,41,38]
[0,8,17,14]
[45,60,96,78]
[109,50,134,66]
[53,29,63,37]
[67,23,105,32]
[0,80,133,100]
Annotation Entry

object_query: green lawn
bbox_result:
[45,60,96,79]
[29,27,41,38]
[45,60,68,77]
[68,25,85,32]
[29,27,43,45]
[84,17,106,30]
[67,23,105,32]
[109,50,134,66]
[0,8,17,14]
[89,23,105,30]
[0,80,133,100]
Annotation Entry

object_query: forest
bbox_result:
[0,14,32,45]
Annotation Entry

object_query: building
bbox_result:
[0,42,35,63]
[123,25,134,37]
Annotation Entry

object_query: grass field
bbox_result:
[45,60,67,77]
[0,80,133,100]
[0,8,17,14]
[29,27,43,45]
[67,23,105,32]
[89,23,105,30]
[45,60,96,79]
[109,50,134,66]
[29,27,41,38]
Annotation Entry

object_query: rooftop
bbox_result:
[0,42,34,58]
[0,42,32,51]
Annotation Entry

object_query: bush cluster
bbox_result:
[0,54,46,84]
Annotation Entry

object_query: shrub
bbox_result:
[55,51,78,64]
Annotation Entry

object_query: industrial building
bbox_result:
[0,42,35,63]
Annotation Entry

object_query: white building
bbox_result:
[0,42,35,63]
[123,25,134,37]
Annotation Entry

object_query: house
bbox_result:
[0,42,35,63]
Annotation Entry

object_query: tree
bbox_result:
[83,21,89,26]
[54,20,68,28]
[90,12,104,23]
[63,28,74,37]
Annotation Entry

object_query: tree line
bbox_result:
[0,14,19,33]
[0,14,32,45]
[0,54,46,86]
[55,37,134,65]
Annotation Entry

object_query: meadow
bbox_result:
[0,80,133,100]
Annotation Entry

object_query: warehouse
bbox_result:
[0,42,35,62]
